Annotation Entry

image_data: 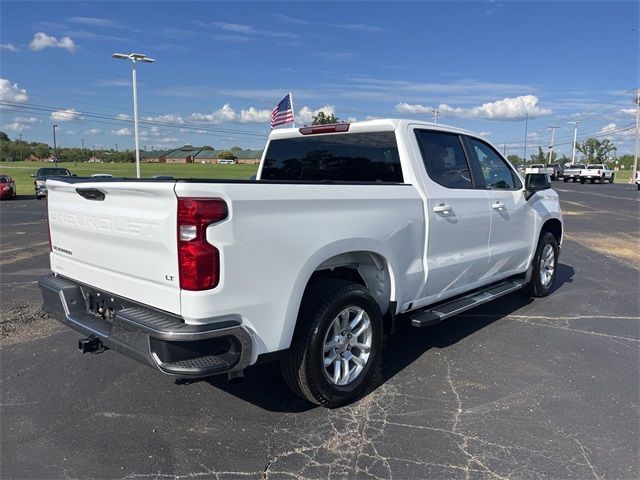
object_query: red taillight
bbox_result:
[177,198,228,291]
[298,123,350,135]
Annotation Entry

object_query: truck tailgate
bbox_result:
[46,180,181,314]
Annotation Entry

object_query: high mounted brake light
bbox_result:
[177,198,228,291]
[298,123,350,135]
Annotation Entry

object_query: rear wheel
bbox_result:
[527,232,559,297]
[580,178,586,184]
[281,279,383,407]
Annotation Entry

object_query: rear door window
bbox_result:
[261,131,403,182]
[414,130,474,189]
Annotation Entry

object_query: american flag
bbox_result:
[270,93,294,129]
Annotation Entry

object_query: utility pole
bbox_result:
[630,88,639,184]
[547,126,558,164]
[115,143,118,153]
[432,108,439,124]
[52,124,58,164]
[81,138,85,161]
[567,121,580,165]
[523,113,529,166]
[503,143,507,156]
[19,134,23,162]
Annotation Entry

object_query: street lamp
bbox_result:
[52,124,58,164]
[112,52,155,178]
[567,121,580,165]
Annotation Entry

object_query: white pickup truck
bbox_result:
[525,163,555,179]
[562,164,586,182]
[39,119,563,407]
[579,164,614,184]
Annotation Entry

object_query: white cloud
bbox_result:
[69,16,120,28]
[297,105,336,124]
[3,122,31,132]
[0,79,29,103]
[86,128,101,134]
[396,95,551,121]
[13,116,39,124]
[239,107,271,123]
[50,108,82,122]
[191,104,238,123]
[145,113,184,124]
[599,123,635,139]
[159,137,178,143]
[112,128,132,136]
[29,32,77,52]
[1,43,19,52]
[478,131,491,137]
[116,113,130,120]
[65,130,76,135]
[618,108,636,116]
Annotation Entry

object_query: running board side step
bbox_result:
[410,279,527,327]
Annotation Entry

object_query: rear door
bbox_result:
[465,136,534,277]
[411,128,492,297]
[46,180,181,314]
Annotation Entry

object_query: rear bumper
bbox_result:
[39,274,253,377]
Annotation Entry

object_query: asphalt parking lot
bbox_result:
[1,182,638,480]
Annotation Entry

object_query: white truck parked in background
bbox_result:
[40,120,563,407]
[579,164,614,184]
[525,164,555,180]
[563,164,586,182]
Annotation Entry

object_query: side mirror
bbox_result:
[30,173,35,178]
[524,173,551,200]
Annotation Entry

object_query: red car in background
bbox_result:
[0,174,17,200]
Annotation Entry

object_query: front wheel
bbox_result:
[527,232,559,297]
[281,279,383,407]
[580,178,586,184]
[609,174,614,184]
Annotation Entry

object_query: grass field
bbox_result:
[0,161,259,196]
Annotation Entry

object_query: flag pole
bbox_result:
[289,92,295,128]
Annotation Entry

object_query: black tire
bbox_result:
[526,231,559,298]
[563,177,569,183]
[281,279,383,408]
[609,174,614,184]
[580,178,586,184]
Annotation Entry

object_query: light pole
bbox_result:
[567,121,580,165]
[631,89,639,184]
[432,108,439,124]
[19,134,23,162]
[523,113,529,165]
[547,125,558,164]
[52,124,58,164]
[112,52,155,178]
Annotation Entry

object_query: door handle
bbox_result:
[433,204,452,214]
[491,201,505,211]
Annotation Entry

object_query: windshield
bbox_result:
[0,176,9,183]
[37,168,71,177]
[530,164,544,168]
[570,165,586,169]
[587,165,603,169]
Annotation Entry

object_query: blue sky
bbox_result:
[1,1,638,157]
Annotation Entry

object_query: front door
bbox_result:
[465,136,534,277]
[412,129,492,298]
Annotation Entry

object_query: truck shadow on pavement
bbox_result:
[188,263,575,412]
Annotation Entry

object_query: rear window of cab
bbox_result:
[261,131,403,183]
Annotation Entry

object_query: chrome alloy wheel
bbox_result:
[539,243,555,287]
[322,306,373,386]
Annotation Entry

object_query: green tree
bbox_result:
[575,138,617,163]
[230,146,242,152]
[0,131,10,142]
[529,146,557,164]
[32,143,51,159]
[217,150,236,160]
[312,111,340,125]
[507,154,523,167]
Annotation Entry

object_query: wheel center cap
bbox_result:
[336,335,349,353]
